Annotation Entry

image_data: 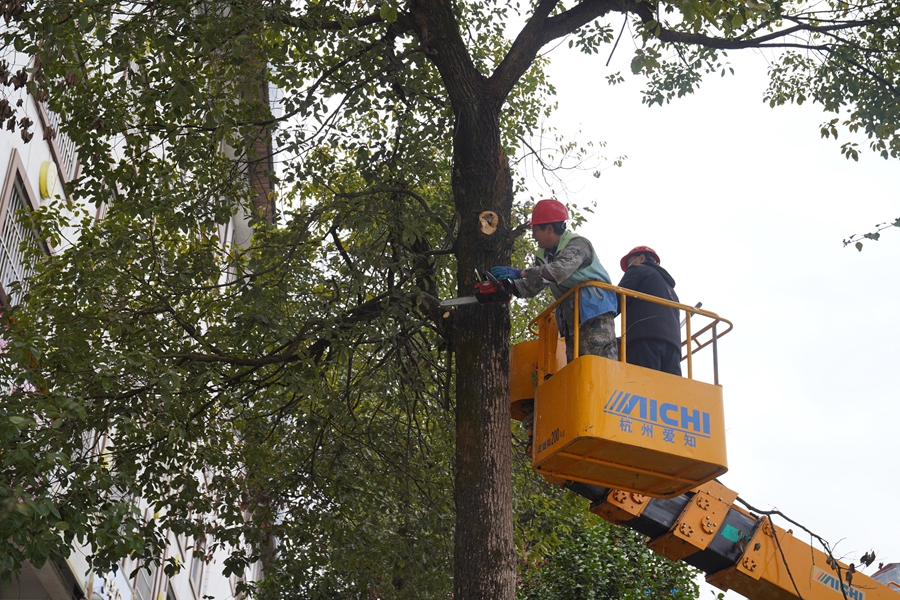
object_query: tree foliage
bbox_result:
[1,0,899,599]
[518,524,698,600]
[512,451,699,600]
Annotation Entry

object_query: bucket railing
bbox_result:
[527,281,733,384]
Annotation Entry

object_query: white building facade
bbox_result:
[0,51,263,600]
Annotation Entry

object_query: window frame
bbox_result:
[0,149,48,307]
[189,536,206,597]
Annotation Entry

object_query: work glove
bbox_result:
[492,266,522,280]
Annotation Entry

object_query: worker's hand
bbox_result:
[492,266,522,280]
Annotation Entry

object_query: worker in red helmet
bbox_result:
[492,199,618,363]
[617,246,681,376]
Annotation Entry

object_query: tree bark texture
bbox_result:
[449,125,517,600]
[449,99,517,600]
[410,3,518,599]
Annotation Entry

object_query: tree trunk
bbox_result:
[408,3,521,598]
[450,100,517,600]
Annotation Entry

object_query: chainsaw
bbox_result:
[440,270,513,307]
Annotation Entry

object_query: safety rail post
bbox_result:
[536,313,550,383]
[685,308,693,380]
[573,286,580,360]
[619,290,626,364]
[712,323,719,386]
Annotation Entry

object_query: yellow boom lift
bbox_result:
[510,281,900,599]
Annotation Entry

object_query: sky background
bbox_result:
[526,39,900,599]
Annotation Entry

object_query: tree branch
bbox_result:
[408,0,487,113]
[277,10,385,32]
[169,292,398,368]
[491,0,619,101]
[612,0,890,51]
[336,185,454,238]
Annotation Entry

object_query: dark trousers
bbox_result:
[626,338,682,376]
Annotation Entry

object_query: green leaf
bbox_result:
[379,3,398,23]
[631,55,645,75]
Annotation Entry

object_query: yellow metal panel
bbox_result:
[532,355,727,498]
[510,340,537,421]
[708,518,889,600]
[510,337,566,421]
[590,489,650,524]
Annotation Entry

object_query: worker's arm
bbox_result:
[513,238,593,297]
[524,238,592,285]
[509,274,544,298]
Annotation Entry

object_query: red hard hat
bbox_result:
[620,246,660,272]
[529,199,569,225]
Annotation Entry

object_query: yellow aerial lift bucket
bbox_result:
[511,282,733,499]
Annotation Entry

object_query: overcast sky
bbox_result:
[526,40,900,599]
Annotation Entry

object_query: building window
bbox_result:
[133,560,158,600]
[0,151,43,307]
[39,101,79,182]
[190,538,206,596]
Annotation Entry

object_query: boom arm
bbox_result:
[567,479,895,599]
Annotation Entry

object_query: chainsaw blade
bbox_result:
[439,296,480,307]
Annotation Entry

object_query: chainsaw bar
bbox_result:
[439,270,513,307]
[439,296,480,307]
